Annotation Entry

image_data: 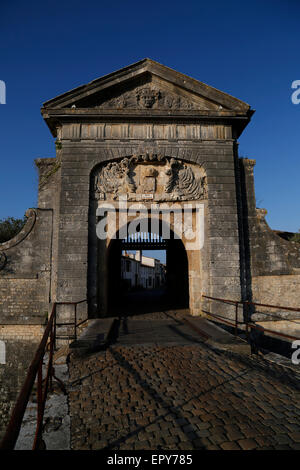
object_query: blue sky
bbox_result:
[0,0,299,233]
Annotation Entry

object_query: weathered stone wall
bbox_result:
[54,124,242,319]
[35,156,62,305]
[0,163,57,441]
[249,214,300,276]
[0,208,53,324]
[252,275,300,312]
[0,326,43,441]
[0,278,48,324]
[239,158,300,313]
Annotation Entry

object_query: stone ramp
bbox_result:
[118,311,250,354]
[117,317,206,346]
[69,312,251,354]
[183,316,251,354]
[69,318,118,355]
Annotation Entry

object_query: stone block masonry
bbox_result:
[0,326,43,441]
[1,59,300,443]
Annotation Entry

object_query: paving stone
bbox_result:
[226,429,244,441]
[220,441,241,450]
[196,421,211,430]
[182,424,195,433]
[195,429,211,438]
[209,433,227,445]
[288,432,300,443]
[68,314,300,451]
[237,438,258,450]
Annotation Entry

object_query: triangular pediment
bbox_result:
[42,59,251,113]
[79,75,223,111]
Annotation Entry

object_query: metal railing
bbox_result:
[55,299,89,342]
[0,299,87,450]
[202,295,300,342]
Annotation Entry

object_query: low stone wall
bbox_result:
[255,320,300,341]
[0,326,44,441]
[0,208,52,325]
[0,207,52,442]
[251,275,300,321]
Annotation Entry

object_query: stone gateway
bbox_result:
[1,57,300,321]
[1,58,300,322]
[1,60,300,437]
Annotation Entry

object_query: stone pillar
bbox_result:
[240,158,257,217]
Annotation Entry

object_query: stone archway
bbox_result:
[106,221,189,315]
[88,153,207,317]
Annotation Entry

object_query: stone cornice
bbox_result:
[42,109,253,139]
[42,108,252,119]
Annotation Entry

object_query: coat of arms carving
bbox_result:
[93,154,206,202]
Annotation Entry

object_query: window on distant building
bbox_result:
[126,260,131,272]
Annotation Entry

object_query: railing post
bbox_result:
[37,359,43,423]
[33,356,44,450]
[49,323,54,392]
[53,303,57,351]
[74,303,77,341]
[235,302,238,336]
[245,301,249,342]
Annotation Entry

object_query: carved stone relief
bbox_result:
[165,158,206,200]
[96,85,198,110]
[93,154,207,202]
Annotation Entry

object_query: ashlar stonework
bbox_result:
[0,61,300,429]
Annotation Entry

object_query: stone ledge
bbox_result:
[183,316,251,355]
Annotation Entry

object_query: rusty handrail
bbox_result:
[0,303,57,450]
[0,298,87,450]
[202,295,300,342]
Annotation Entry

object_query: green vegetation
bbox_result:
[0,216,27,243]
[38,161,61,188]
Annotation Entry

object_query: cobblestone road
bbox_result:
[68,313,300,450]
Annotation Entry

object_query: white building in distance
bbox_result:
[121,251,166,290]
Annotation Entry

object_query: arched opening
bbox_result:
[106,219,189,315]
[88,156,206,318]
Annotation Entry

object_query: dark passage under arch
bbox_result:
[107,222,189,315]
